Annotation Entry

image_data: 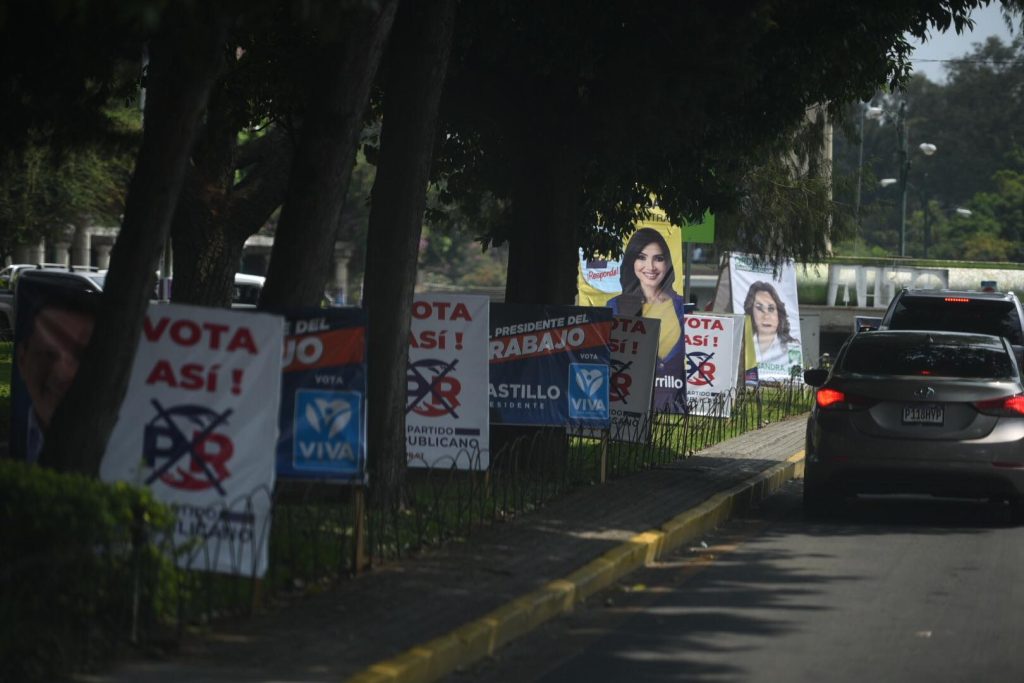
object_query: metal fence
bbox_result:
[56,381,814,655]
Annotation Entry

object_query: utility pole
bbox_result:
[896,101,910,257]
[854,102,866,255]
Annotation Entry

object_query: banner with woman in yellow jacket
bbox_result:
[577,220,687,412]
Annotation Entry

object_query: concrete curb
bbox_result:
[345,451,805,683]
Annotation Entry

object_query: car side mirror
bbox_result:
[804,368,829,387]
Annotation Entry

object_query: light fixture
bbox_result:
[955,207,973,217]
[879,178,898,187]
[919,142,937,156]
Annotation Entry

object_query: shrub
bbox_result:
[0,460,176,682]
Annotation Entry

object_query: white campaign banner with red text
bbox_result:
[608,315,659,442]
[407,294,490,470]
[100,303,285,577]
[684,314,738,417]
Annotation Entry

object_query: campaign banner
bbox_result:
[489,304,612,427]
[100,304,285,577]
[729,253,804,383]
[577,224,688,413]
[684,314,738,417]
[607,315,659,442]
[10,275,102,463]
[577,220,686,308]
[276,308,367,482]
[407,295,489,470]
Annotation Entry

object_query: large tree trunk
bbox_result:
[258,2,397,311]
[41,7,227,474]
[498,131,584,468]
[504,133,584,305]
[364,0,458,508]
[171,114,292,307]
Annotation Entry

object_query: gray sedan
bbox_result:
[803,330,1024,516]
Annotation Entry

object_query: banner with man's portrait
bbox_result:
[101,304,285,578]
[407,294,490,470]
[10,275,101,463]
[489,304,612,428]
[729,253,804,383]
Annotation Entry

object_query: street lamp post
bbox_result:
[896,101,910,257]
[854,103,884,254]
[881,100,935,257]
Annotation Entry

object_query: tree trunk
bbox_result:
[258,1,397,311]
[41,7,227,474]
[498,132,584,468]
[364,0,458,508]
[170,209,244,307]
[504,134,583,305]
[171,122,292,307]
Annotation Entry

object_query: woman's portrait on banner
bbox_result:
[727,254,804,384]
[607,227,687,410]
[742,280,802,381]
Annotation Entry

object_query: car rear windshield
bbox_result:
[886,296,1023,345]
[840,334,1015,379]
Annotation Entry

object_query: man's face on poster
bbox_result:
[17,306,95,428]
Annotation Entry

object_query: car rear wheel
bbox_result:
[803,473,840,518]
[1004,496,1024,527]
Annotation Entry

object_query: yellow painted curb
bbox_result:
[344,450,806,683]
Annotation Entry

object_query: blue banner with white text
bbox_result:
[276,308,367,483]
[489,304,613,427]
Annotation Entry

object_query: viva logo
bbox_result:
[569,364,610,421]
[294,389,362,474]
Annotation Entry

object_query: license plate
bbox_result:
[903,404,943,425]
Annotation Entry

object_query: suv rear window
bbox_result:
[840,334,1014,379]
[886,296,1024,345]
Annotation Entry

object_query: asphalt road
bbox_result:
[450,480,1024,683]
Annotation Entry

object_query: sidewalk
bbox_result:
[81,416,807,683]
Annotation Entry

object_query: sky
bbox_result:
[907,3,1019,83]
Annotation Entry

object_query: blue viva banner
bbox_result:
[489,304,613,427]
[276,308,367,482]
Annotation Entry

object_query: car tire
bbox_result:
[1006,496,1024,527]
[803,472,839,518]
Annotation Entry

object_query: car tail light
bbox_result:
[943,297,970,303]
[974,394,1024,416]
[816,388,873,411]
[816,388,845,408]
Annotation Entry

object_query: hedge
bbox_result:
[0,459,176,682]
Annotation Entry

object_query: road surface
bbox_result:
[450,480,1024,682]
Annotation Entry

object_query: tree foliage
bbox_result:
[834,28,1024,259]
[436,0,997,302]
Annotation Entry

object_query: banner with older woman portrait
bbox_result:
[728,253,804,383]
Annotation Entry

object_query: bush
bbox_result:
[0,341,11,443]
[0,460,176,682]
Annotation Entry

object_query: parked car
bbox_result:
[0,264,103,340]
[879,287,1024,350]
[231,273,265,309]
[803,329,1024,517]
[153,272,265,308]
[0,268,264,341]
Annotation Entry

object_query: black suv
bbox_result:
[879,288,1024,357]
